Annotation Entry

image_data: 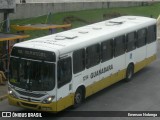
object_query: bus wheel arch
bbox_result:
[125,63,134,82]
[73,85,86,108]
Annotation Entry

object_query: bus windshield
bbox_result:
[9,57,55,91]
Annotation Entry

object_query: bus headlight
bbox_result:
[42,96,55,104]
[8,87,18,98]
[8,90,13,94]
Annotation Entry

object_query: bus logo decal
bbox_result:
[90,65,113,79]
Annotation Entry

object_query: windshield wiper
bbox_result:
[25,78,31,91]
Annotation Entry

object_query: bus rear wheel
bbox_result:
[73,88,83,108]
[125,64,134,82]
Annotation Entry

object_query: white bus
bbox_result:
[8,16,157,112]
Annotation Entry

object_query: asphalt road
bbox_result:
[1,42,160,120]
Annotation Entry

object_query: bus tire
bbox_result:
[125,64,134,82]
[73,88,83,108]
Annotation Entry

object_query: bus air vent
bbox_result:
[92,26,102,30]
[105,20,124,26]
[55,35,66,40]
[127,17,136,20]
[55,34,77,40]
[78,30,89,34]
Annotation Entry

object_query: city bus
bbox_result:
[8,16,157,112]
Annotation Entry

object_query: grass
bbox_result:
[10,2,160,39]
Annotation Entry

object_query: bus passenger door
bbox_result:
[56,56,73,111]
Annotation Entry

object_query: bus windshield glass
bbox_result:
[9,57,55,91]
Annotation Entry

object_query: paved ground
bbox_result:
[0,84,7,96]
[0,83,7,101]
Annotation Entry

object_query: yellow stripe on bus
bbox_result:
[56,93,74,112]
[86,69,126,97]
[134,55,156,73]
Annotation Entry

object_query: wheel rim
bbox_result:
[128,67,132,79]
[75,92,82,104]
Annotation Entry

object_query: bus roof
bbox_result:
[14,16,156,55]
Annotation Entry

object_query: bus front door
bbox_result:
[56,57,73,111]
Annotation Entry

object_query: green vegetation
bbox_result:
[10,2,160,39]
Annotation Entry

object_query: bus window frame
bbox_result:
[86,44,100,69]
[147,24,157,44]
[101,39,114,62]
[57,57,72,88]
[73,48,85,74]
[137,28,147,48]
[114,35,126,57]
[126,32,137,52]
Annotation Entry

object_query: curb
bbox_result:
[0,94,8,102]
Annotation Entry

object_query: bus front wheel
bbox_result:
[125,64,134,82]
[73,88,83,108]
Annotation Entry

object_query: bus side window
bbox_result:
[73,49,85,74]
[101,39,113,62]
[137,28,147,48]
[147,25,156,43]
[86,44,100,69]
[114,35,125,57]
[58,57,72,88]
[126,32,136,52]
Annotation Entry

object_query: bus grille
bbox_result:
[16,90,45,98]
[20,102,38,108]
[20,97,41,102]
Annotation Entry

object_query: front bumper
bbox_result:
[8,95,57,112]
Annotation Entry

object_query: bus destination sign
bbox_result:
[11,47,55,62]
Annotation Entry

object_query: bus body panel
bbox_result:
[125,51,135,68]
[147,42,157,58]
[81,64,101,97]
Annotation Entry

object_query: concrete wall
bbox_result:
[0,1,143,22]
[15,0,156,3]
[6,2,142,20]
